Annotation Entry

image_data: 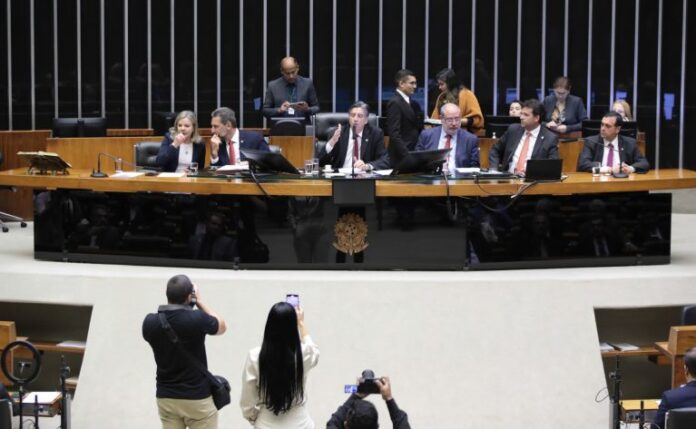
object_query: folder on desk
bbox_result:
[609,342,640,352]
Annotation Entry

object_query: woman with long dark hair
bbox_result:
[430,68,484,131]
[241,302,320,428]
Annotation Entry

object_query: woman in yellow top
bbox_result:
[430,68,484,131]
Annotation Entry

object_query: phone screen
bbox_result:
[286,294,300,308]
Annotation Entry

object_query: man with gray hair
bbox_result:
[210,107,269,166]
[318,101,389,172]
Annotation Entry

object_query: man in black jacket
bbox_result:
[326,376,411,429]
[576,111,649,174]
[386,69,423,167]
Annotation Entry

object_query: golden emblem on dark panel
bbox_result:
[333,213,369,255]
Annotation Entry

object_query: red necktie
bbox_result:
[353,134,360,161]
[444,134,452,165]
[228,140,236,165]
[515,132,532,174]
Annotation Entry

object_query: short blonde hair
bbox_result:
[612,99,633,121]
[169,110,203,143]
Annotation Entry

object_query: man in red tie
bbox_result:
[209,107,269,167]
[576,111,649,174]
[489,99,559,175]
[317,101,390,172]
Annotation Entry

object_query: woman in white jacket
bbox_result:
[240,302,320,429]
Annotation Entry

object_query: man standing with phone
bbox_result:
[142,275,227,429]
[262,56,320,122]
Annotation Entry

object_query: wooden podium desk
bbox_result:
[2,169,696,197]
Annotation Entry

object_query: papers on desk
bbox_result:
[23,391,62,404]
[373,169,393,176]
[111,171,145,178]
[215,162,249,173]
[324,172,346,178]
[158,172,186,178]
[608,342,640,352]
[600,342,616,352]
[56,340,86,349]
[456,167,481,174]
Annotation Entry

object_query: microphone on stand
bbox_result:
[91,152,138,178]
[351,125,357,178]
[612,145,629,179]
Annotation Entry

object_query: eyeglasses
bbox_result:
[443,117,461,124]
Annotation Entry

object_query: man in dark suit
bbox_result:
[489,99,559,174]
[576,111,649,174]
[317,101,389,171]
[652,347,696,429]
[386,69,424,167]
[262,57,320,121]
[415,103,479,171]
[210,107,269,167]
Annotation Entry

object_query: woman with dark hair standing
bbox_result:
[430,68,484,131]
[240,302,320,429]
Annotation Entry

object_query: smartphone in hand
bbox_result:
[286,294,300,309]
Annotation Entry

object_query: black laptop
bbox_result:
[524,159,563,182]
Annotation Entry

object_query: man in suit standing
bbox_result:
[652,347,696,429]
[489,99,559,175]
[210,107,269,167]
[386,69,424,167]
[318,101,389,172]
[262,57,320,122]
[576,111,649,174]
[415,103,479,171]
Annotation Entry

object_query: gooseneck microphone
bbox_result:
[351,125,358,178]
[91,152,137,178]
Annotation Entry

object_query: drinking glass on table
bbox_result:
[188,162,198,174]
[304,159,314,176]
[591,162,601,177]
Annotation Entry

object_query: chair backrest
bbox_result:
[152,111,177,135]
[134,141,162,169]
[581,119,638,139]
[682,305,696,325]
[313,112,379,156]
[666,407,696,429]
[52,117,107,137]
[269,118,305,136]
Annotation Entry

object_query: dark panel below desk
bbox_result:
[31,190,672,270]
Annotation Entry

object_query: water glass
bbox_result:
[304,159,314,176]
[189,162,198,174]
[591,162,601,177]
[312,158,320,176]
[114,158,123,173]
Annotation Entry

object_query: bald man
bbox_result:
[262,56,320,121]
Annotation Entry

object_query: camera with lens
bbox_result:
[357,369,381,394]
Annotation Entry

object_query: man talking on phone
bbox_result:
[142,275,227,429]
[263,56,320,122]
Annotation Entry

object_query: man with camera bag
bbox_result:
[326,374,411,429]
[143,275,227,429]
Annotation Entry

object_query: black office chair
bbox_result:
[581,119,638,139]
[0,152,28,232]
[133,141,162,170]
[666,407,696,429]
[313,112,379,157]
[682,305,696,325]
[152,111,177,136]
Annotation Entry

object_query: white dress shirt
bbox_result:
[240,335,320,429]
[396,89,410,104]
[438,129,458,172]
[176,142,194,172]
[508,125,541,173]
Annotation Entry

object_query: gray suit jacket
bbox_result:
[543,93,588,132]
[262,75,320,120]
[488,124,559,172]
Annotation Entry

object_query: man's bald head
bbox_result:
[280,57,300,83]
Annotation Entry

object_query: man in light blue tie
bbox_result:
[415,103,479,172]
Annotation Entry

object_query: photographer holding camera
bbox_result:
[326,373,411,429]
[142,275,227,429]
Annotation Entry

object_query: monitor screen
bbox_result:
[241,149,300,175]
[392,148,451,175]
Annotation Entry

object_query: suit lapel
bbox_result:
[360,126,371,159]
[530,129,546,159]
[398,96,416,122]
[506,127,525,164]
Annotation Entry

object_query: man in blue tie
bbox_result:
[415,103,480,172]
